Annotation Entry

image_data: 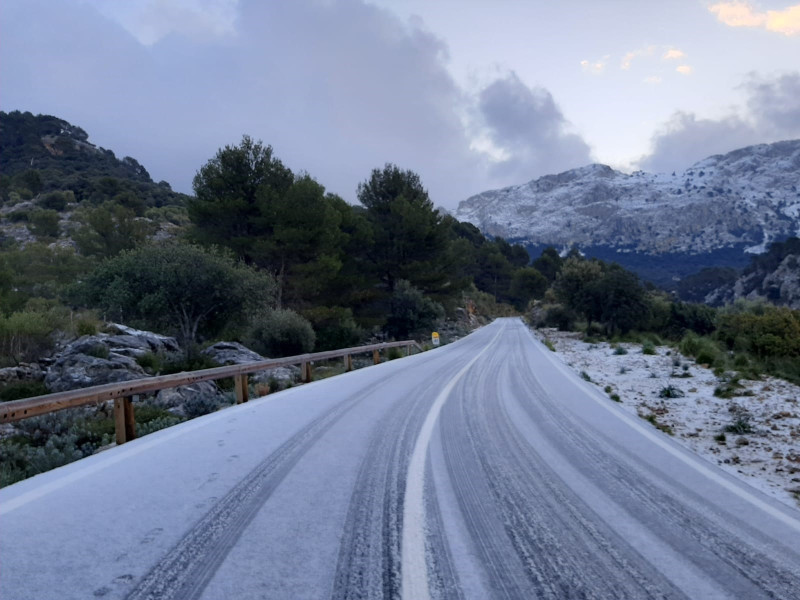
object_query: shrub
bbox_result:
[580,371,592,382]
[659,385,685,398]
[387,347,403,361]
[37,191,71,211]
[714,432,726,443]
[543,338,556,351]
[0,309,55,365]
[136,351,162,374]
[245,309,316,357]
[543,305,576,331]
[7,209,30,222]
[0,380,49,402]
[27,209,60,239]
[613,346,628,355]
[610,393,621,402]
[725,417,753,434]
[85,343,109,359]
[642,342,656,355]
[385,280,444,339]
[303,306,362,351]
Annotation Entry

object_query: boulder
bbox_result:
[104,323,181,356]
[0,363,45,384]
[202,341,298,383]
[44,335,148,392]
[154,381,222,417]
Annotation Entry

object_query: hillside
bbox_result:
[0,110,188,209]
[455,140,800,286]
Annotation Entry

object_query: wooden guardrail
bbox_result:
[0,340,422,446]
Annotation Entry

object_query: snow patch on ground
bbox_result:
[534,328,800,511]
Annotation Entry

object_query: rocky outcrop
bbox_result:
[154,381,221,418]
[44,336,148,392]
[103,323,181,357]
[0,363,44,385]
[201,341,298,383]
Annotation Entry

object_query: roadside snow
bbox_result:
[534,328,800,511]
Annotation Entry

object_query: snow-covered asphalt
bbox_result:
[2,318,799,599]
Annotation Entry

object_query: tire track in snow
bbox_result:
[127,365,423,600]
[331,341,481,600]
[508,327,800,599]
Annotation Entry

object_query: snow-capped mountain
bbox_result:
[455,140,800,285]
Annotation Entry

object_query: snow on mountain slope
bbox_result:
[455,140,800,258]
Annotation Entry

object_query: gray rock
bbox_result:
[104,324,181,356]
[45,335,148,392]
[202,341,264,365]
[0,363,44,384]
[154,381,220,412]
[201,341,298,383]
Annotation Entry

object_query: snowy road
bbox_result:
[2,318,800,599]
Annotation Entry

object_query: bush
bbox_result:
[37,191,72,211]
[303,306,362,351]
[245,309,316,357]
[385,280,444,339]
[613,346,628,355]
[0,380,49,402]
[0,309,55,366]
[543,338,556,351]
[642,342,656,355]
[27,209,60,239]
[136,351,162,374]
[543,305,576,331]
[658,385,685,398]
[7,209,30,222]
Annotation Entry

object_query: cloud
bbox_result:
[3,0,509,208]
[644,76,663,84]
[580,56,608,74]
[476,72,592,182]
[709,1,800,35]
[637,71,800,172]
[676,65,693,75]
[663,48,686,60]
[621,46,655,70]
[744,72,800,133]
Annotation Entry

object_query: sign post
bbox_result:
[431,332,440,347]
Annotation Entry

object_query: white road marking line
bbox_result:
[401,324,504,600]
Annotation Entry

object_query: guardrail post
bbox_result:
[302,361,312,383]
[344,354,353,372]
[406,343,411,356]
[235,374,249,404]
[372,349,380,365]
[114,396,136,445]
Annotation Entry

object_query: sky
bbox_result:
[2,0,799,209]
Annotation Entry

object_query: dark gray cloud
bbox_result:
[1,0,489,207]
[637,112,757,173]
[638,71,800,173]
[478,72,592,181]
[745,72,800,135]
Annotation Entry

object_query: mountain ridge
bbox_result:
[455,139,800,285]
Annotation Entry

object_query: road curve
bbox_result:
[1,318,799,599]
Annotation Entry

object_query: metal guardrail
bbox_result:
[0,340,422,445]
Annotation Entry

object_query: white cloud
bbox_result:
[621,46,655,70]
[644,76,663,84]
[663,48,686,60]
[676,65,693,75]
[709,1,800,36]
[580,57,607,74]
